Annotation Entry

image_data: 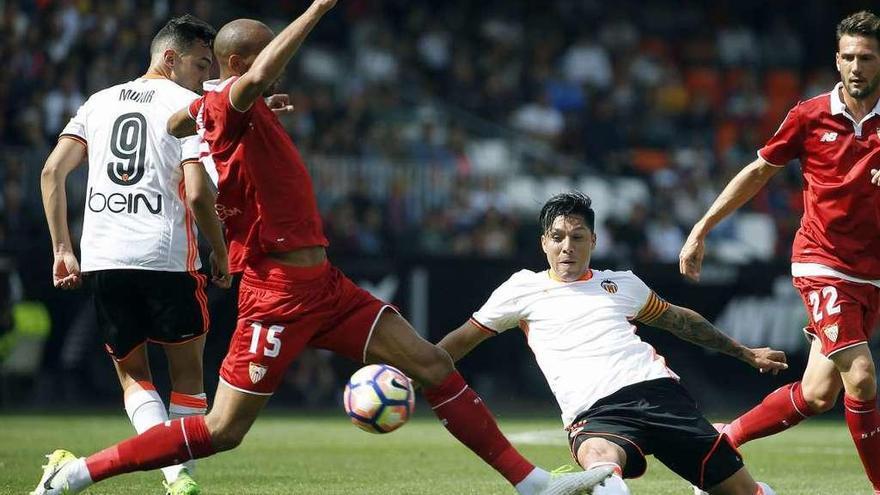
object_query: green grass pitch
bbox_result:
[0,413,870,494]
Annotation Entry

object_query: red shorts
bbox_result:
[219,258,394,395]
[793,276,880,357]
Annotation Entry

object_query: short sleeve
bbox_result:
[59,100,88,146]
[471,276,524,335]
[188,96,204,120]
[621,271,669,324]
[202,78,251,138]
[180,135,201,163]
[758,104,803,167]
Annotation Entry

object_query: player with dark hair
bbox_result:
[150,15,219,59]
[30,3,612,495]
[438,192,784,495]
[39,14,228,495]
[680,10,880,494]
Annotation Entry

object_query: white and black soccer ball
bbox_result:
[343,364,415,433]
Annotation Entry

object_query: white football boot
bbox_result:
[540,465,614,495]
[31,449,82,495]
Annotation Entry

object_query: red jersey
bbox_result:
[189,77,328,272]
[759,83,880,279]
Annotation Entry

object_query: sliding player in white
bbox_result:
[39,14,229,495]
[438,192,783,495]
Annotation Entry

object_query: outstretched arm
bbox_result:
[679,157,782,281]
[437,320,495,363]
[649,303,788,373]
[230,0,336,112]
[41,137,86,289]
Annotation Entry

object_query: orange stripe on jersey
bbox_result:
[59,134,87,149]
[548,269,593,282]
[177,179,198,271]
[634,292,669,324]
[170,392,208,409]
[469,318,499,335]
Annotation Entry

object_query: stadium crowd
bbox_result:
[0,0,848,268]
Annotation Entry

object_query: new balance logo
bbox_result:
[820,132,838,142]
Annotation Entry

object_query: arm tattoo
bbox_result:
[649,305,750,362]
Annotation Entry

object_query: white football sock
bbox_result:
[514,467,550,495]
[591,473,629,494]
[588,463,629,495]
[757,481,776,495]
[168,392,208,475]
[62,458,93,492]
[123,388,182,483]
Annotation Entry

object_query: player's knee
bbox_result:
[209,425,246,452]
[577,437,624,467]
[801,384,838,413]
[847,368,877,400]
[804,393,837,413]
[411,345,454,388]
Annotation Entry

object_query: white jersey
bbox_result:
[471,268,678,426]
[61,78,202,272]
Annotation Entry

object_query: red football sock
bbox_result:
[86,416,215,482]
[844,395,880,491]
[424,371,534,485]
[727,381,816,447]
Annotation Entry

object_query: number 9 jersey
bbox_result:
[61,78,203,272]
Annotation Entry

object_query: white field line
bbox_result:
[508,429,566,445]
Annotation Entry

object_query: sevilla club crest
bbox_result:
[823,324,839,343]
[249,362,268,384]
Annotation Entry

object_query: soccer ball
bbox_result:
[343,364,415,433]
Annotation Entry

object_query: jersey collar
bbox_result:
[830,82,880,126]
[202,77,237,94]
[547,268,593,283]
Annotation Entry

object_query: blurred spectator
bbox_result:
[511,92,564,142]
[717,21,760,67]
[42,70,83,136]
[561,35,613,90]
[646,211,685,263]
[476,208,516,258]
